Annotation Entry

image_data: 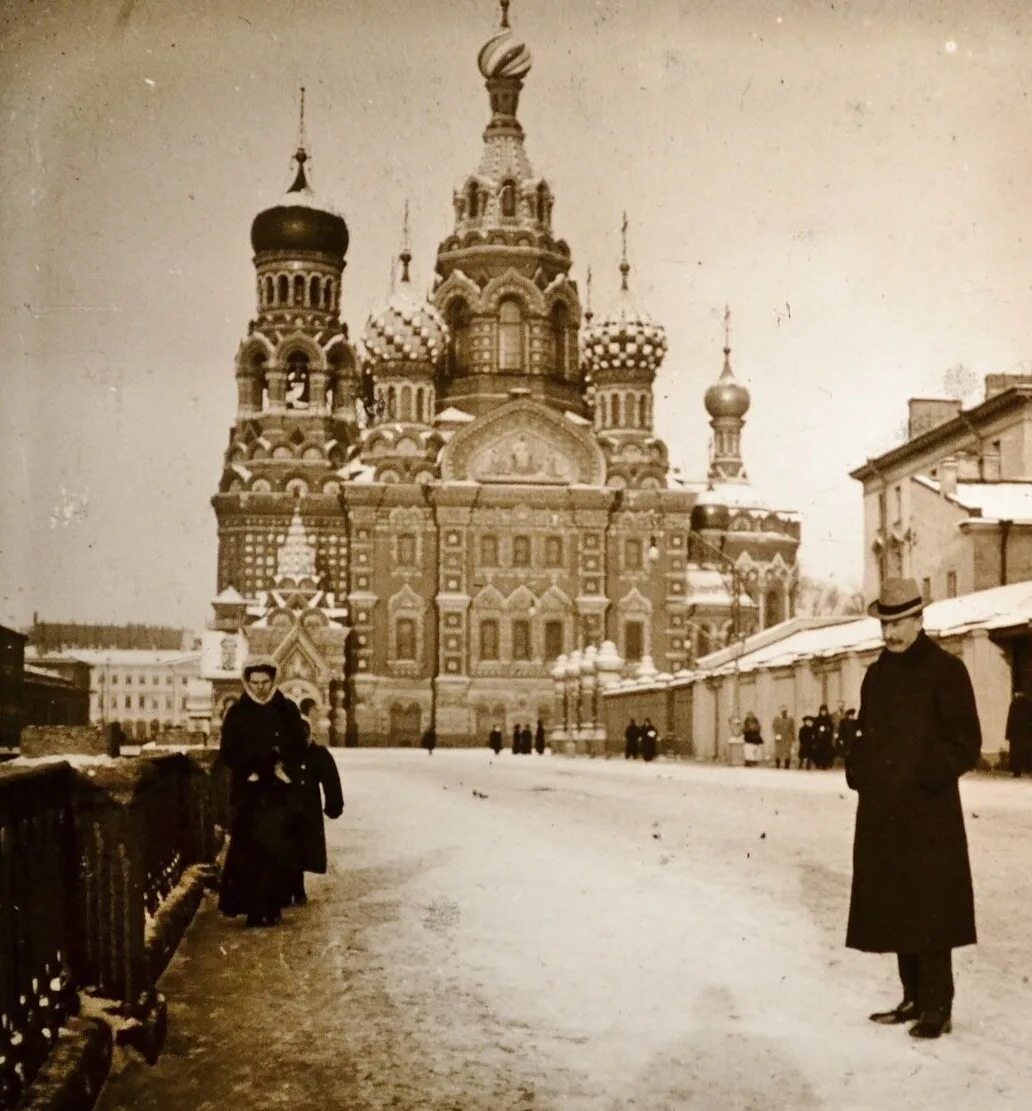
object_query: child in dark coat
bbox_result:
[289,715,344,905]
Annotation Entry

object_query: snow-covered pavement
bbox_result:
[98,750,1032,1110]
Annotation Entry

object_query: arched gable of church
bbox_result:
[439,398,606,486]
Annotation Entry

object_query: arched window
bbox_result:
[293,275,305,305]
[638,395,648,428]
[323,280,333,309]
[467,181,479,219]
[277,274,289,304]
[386,386,397,418]
[498,299,523,371]
[285,351,310,409]
[309,275,320,306]
[765,588,782,628]
[264,276,274,305]
[447,301,470,377]
[415,387,425,423]
[625,392,635,428]
[500,180,517,219]
[611,393,621,427]
[536,182,549,223]
[400,385,413,421]
[551,303,569,377]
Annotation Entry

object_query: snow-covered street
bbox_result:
[98,750,1032,1110]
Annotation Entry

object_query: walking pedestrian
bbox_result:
[512,722,521,754]
[836,708,860,766]
[814,704,835,769]
[218,658,307,928]
[798,715,816,769]
[420,726,437,755]
[641,718,659,762]
[772,706,795,769]
[846,578,981,1039]
[1005,690,1032,777]
[742,711,763,767]
[290,718,344,906]
[520,722,533,755]
[489,724,503,756]
[534,719,546,755]
[624,718,641,760]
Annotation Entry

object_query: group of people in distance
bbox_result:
[217,658,344,928]
[487,720,547,755]
[623,718,659,761]
[738,702,859,769]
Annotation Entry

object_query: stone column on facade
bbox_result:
[594,639,623,756]
[564,649,582,756]
[550,653,568,750]
[308,370,329,414]
[840,651,863,711]
[266,369,286,411]
[577,644,598,755]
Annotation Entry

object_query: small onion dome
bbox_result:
[478,27,532,79]
[582,291,667,376]
[691,499,731,533]
[704,352,750,419]
[250,151,348,263]
[362,282,448,365]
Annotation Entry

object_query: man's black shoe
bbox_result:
[868,1000,918,1025]
[909,1011,952,1039]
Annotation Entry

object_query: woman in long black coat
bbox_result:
[218,659,307,927]
[846,631,981,966]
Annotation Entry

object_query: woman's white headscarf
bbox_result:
[241,655,278,705]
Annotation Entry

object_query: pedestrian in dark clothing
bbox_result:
[1005,691,1032,777]
[489,724,503,755]
[798,715,816,769]
[624,718,641,760]
[836,708,860,765]
[520,723,533,755]
[421,726,437,755]
[290,724,344,905]
[772,707,795,768]
[846,579,981,1040]
[814,705,835,769]
[535,719,546,755]
[512,723,521,754]
[218,658,307,927]
[641,718,659,762]
[742,712,763,767]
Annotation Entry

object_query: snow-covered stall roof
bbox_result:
[915,475,1032,522]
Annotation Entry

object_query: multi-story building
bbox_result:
[25,648,201,742]
[851,375,1032,601]
[209,8,800,745]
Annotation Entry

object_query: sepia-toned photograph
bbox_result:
[3,0,1032,1107]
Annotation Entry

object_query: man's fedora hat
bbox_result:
[867,577,925,621]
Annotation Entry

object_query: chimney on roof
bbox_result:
[985,373,1032,401]
[939,456,958,497]
[908,398,962,441]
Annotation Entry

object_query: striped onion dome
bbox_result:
[477,27,532,80]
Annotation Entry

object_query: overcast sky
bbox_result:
[2,0,1031,630]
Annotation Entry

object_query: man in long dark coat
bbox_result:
[488,724,503,755]
[1005,691,1032,777]
[641,718,659,762]
[520,722,533,755]
[534,719,546,755]
[846,578,981,1039]
[624,718,641,760]
[218,658,308,927]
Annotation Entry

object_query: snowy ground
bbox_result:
[97,750,1032,1111]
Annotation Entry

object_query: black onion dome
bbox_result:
[250,153,348,263]
[704,349,750,419]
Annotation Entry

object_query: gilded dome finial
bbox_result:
[584,265,593,324]
[400,200,412,283]
[619,211,630,292]
[288,85,310,193]
[500,0,511,29]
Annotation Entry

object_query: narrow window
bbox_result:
[625,538,643,571]
[398,534,416,566]
[277,274,289,304]
[264,276,274,305]
[293,274,305,305]
[638,395,647,428]
[512,619,531,661]
[396,618,416,660]
[467,181,479,218]
[551,303,569,377]
[480,619,499,661]
[480,534,499,567]
[545,536,563,568]
[625,621,644,662]
[400,384,413,421]
[447,301,470,377]
[500,180,516,218]
[513,535,531,567]
[498,300,523,371]
[544,620,563,661]
[946,570,957,598]
[323,280,333,309]
[611,393,621,427]
[309,275,320,306]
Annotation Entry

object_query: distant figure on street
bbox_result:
[535,719,546,755]
[520,722,533,755]
[512,723,521,754]
[489,724,503,756]
[218,658,307,928]
[798,715,816,769]
[290,717,344,906]
[814,704,835,769]
[836,708,860,765]
[1005,691,1032,777]
[846,578,981,1040]
[742,712,763,767]
[772,706,795,769]
[421,726,437,755]
[624,718,641,760]
[641,718,659,762]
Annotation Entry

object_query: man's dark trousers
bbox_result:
[898,951,953,1015]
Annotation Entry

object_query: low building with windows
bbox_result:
[851,374,1032,601]
[25,647,201,742]
[209,8,800,745]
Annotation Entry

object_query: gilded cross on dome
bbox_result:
[500,0,511,29]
